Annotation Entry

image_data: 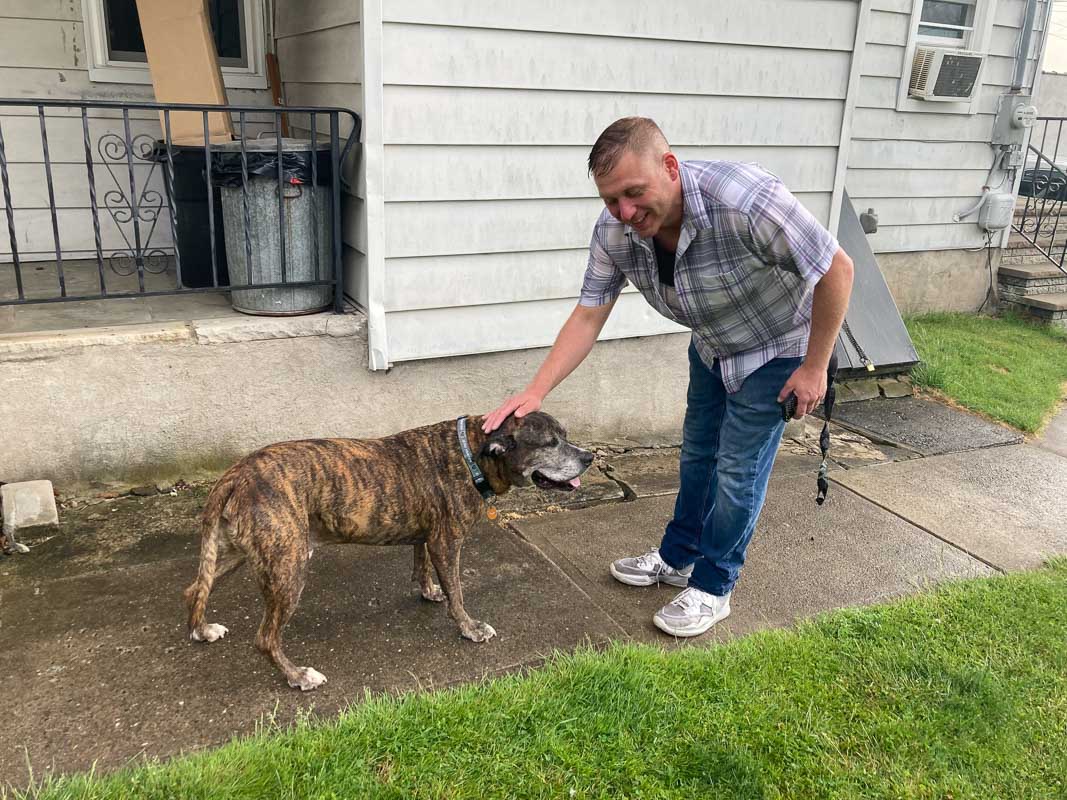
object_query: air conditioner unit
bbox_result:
[908,46,985,101]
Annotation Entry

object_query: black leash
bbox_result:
[815,354,838,505]
[780,354,839,505]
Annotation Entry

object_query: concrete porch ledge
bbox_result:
[0,311,366,362]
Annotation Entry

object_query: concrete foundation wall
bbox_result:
[877,248,998,314]
[0,317,689,489]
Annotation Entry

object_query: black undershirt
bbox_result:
[653,237,677,288]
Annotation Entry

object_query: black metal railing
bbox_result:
[1014,116,1067,274]
[0,99,360,311]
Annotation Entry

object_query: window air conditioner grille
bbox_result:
[932,54,981,98]
[910,48,935,94]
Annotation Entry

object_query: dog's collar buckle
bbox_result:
[457,416,496,501]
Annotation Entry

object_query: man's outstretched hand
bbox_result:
[482,390,544,432]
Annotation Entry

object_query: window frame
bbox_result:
[82,0,268,90]
[895,0,997,115]
[916,0,977,47]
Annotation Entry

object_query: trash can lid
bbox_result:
[214,137,330,152]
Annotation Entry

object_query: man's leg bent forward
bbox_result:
[653,355,801,636]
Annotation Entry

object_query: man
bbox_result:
[483,117,854,637]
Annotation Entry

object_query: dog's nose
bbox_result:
[579,450,594,467]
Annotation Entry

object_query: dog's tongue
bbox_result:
[568,477,581,488]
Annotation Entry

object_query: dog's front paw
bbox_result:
[288,667,328,691]
[461,620,496,643]
[190,623,228,643]
[421,583,446,603]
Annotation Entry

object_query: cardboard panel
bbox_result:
[134,0,234,145]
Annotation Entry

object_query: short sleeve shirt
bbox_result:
[579,160,839,392]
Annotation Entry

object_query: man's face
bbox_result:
[594,148,682,238]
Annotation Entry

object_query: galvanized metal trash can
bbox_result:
[215,138,332,315]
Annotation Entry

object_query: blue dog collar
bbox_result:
[457,416,495,500]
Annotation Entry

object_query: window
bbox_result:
[896,0,994,114]
[83,0,267,89]
[917,0,976,45]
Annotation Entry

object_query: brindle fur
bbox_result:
[183,412,592,690]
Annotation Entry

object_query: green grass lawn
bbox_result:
[16,560,1067,800]
[905,312,1067,433]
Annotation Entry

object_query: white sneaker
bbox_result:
[653,587,731,637]
[610,548,693,587]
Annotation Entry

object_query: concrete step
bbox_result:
[997,263,1067,281]
[1013,291,1067,312]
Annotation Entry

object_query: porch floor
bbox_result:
[2,258,248,335]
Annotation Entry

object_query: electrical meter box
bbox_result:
[978,192,1015,231]
[991,94,1036,146]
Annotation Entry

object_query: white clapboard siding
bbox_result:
[277,26,362,84]
[384,194,832,260]
[374,1,854,362]
[1,2,82,20]
[846,168,994,198]
[867,224,990,251]
[383,145,838,202]
[273,2,364,307]
[0,162,163,209]
[851,108,995,142]
[0,17,82,70]
[846,196,990,226]
[384,250,650,313]
[0,207,174,257]
[384,87,845,147]
[382,0,858,51]
[274,0,360,38]
[385,249,590,312]
[848,140,995,169]
[386,293,687,363]
[383,25,851,98]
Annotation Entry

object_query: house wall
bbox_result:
[846,0,1048,307]
[0,320,691,488]
[0,1,274,265]
[272,0,364,308]
[365,0,861,364]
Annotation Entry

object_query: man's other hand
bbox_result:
[777,362,827,419]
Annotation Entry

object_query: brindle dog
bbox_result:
[183,412,593,690]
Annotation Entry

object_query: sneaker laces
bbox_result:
[634,548,666,571]
[670,587,709,612]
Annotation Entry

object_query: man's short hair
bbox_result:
[587,117,669,178]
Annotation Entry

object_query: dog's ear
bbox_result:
[479,434,515,458]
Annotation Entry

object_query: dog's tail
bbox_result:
[183,470,239,636]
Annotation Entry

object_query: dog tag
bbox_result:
[486,506,499,521]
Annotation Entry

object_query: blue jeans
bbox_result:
[659,341,802,596]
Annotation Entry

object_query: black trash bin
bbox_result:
[154,143,230,288]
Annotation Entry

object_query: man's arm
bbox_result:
[776,247,854,417]
[482,299,616,432]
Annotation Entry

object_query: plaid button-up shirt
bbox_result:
[579,160,839,393]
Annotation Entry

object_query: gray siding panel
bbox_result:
[847,1,1046,252]
[376,6,855,361]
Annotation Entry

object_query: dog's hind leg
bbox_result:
[185,522,245,643]
[412,543,445,602]
[251,543,326,691]
[426,532,496,643]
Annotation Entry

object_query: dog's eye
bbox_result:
[548,436,559,447]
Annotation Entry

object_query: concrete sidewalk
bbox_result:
[1,397,1064,786]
